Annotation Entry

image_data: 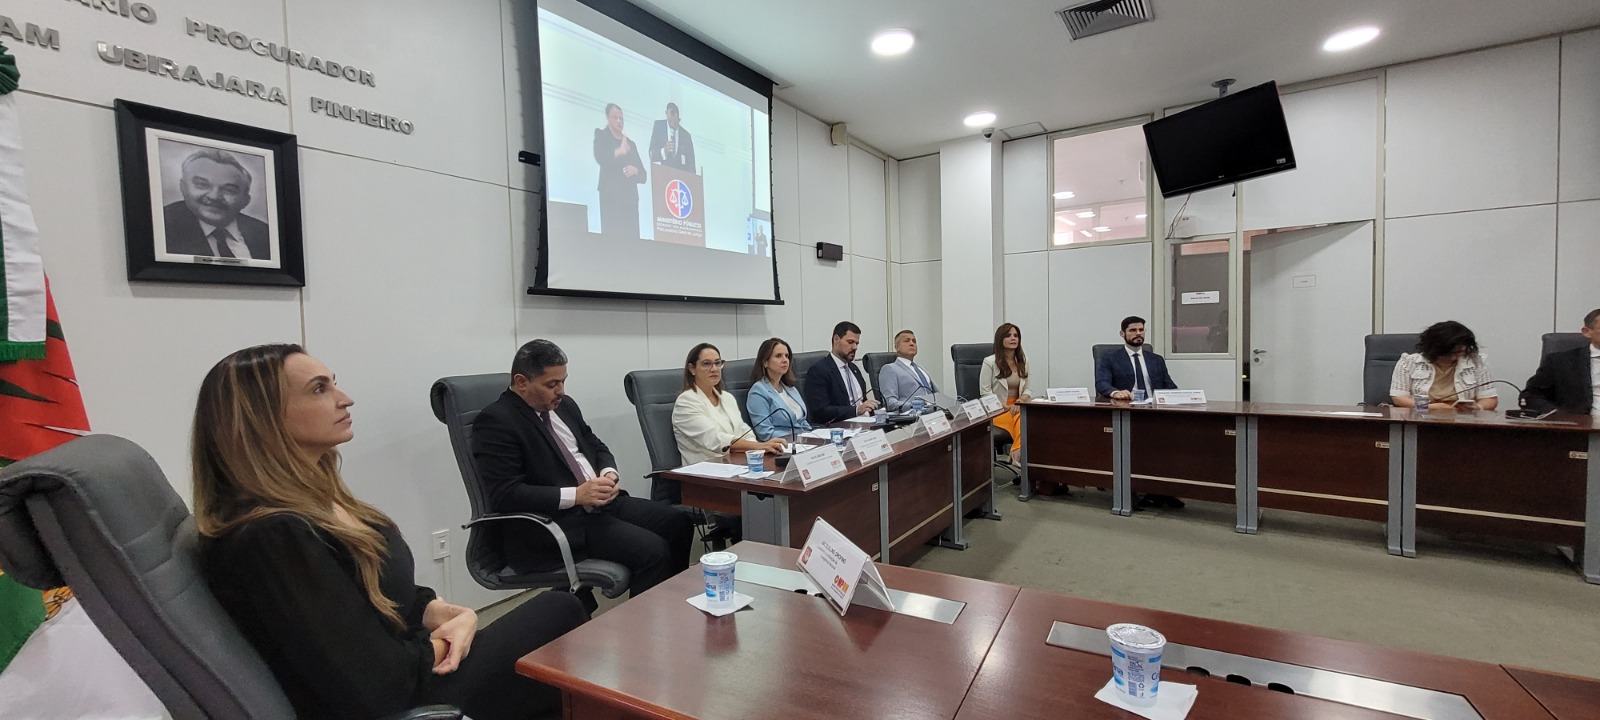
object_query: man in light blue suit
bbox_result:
[879,329,939,411]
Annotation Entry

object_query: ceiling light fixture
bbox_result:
[1076,211,1096,218]
[1053,191,1075,199]
[871,29,915,56]
[1080,230,1093,238]
[1323,26,1379,52]
[1093,226,1112,232]
[963,111,996,128]
[1135,213,1148,220]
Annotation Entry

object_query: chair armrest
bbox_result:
[377,705,462,720]
[462,513,581,592]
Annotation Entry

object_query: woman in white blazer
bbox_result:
[673,343,786,465]
[980,323,1032,466]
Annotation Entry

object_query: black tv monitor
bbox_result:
[1143,81,1296,198]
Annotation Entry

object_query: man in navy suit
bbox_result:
[648,103,696,173]
[1519,308,1599,418]
[1095,316,1178,400]
[162,148,272,260]
[804,321,879,424]
[1095,316,1184,509]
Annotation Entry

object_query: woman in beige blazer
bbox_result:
[979,323,1032,466]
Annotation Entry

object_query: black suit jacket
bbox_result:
[470,390,621,570]
[648,120,695,172]
[1521,346,1595,415]
[804,355,867,425]
[163,201,271,260]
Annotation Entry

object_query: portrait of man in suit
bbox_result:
[157,143,273,262]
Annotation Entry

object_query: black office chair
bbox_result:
[723,357,758,427]
[789,350,832,400]
[862,352,896,401]
[1361,334,1419,406]
[1541,332,1588,360]
[621,368,722,551]
[430,374,629,601]
[950,343,1017,483]
[0,435,462,720]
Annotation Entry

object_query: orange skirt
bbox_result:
[992,396,1022,450]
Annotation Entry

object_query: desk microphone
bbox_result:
[727,403,803,453]
[1426,379,1525,407]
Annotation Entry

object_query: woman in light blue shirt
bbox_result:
[745,337,813,441]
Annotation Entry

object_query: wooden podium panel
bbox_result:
[1256,414,1391,522]
[650,164,705,247]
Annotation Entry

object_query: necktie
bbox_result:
[912,362,931,391]
[539,411,589,485]
[1133,353,1148,396]
[210,228,236,259]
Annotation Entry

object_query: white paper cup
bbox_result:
[745,449,766,474]
[700,551,738,609]
[1107,623,1166,707]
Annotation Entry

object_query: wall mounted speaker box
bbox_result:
[815,242,844,261]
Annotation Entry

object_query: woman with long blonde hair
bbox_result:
[194,344,584,720]
[980,323,1032,466]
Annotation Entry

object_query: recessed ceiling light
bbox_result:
[1080,230,1093,238]
[1053,191,1075,199]
[1323,26,1379,52]
[1093,226,1112,232]
[1135,213,1148,220]
[963,111,996,128]
[871,29,915,56]
[1076,211,1096,218]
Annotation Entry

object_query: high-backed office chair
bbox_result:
[1541,333,1588,360]
[723,357,757,427]
[622,368,722,550]
[1090,343,1160,395]
[950,343,1016,482]
[862,352,896,400]
[0,435,462,720]
[430,374,629,600]
[1362,334,1419,406]
[789,350,831,399]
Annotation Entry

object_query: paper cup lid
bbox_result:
[700,551,738,567]
[1106,623,1166,650]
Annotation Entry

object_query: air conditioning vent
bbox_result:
[1058,0,1153,41]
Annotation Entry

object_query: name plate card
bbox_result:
[791,444,848,487]
[980,395,1004,413]
[847,428,893,464]
[1046,387,1092,403]
[918,411,953,437]
[961,399,987,422]
[1154,389,1207,406]
[797,518,894,616]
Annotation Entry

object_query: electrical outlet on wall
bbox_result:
[431,530,449,560]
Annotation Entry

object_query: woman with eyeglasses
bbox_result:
[672,342,786,464]
[1389,320,1498,411]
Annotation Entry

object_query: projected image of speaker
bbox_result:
[1142,81,1296,198]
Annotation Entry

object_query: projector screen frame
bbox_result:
[526,0,783,306]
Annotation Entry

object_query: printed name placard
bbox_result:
[1154,389,1207,406]
[1046,387,1092,403]
[847,428,893,464]
[918,411,953,437]
[790,444,848,487]
[980,395,1003,413]
[961,399,987,422]
[797,518,894,616]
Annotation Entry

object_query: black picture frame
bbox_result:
[114,99,305,287]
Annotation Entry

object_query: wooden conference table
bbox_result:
[517,542,1590,719]
[657,407,1002,564]
[1019,399,1600,583]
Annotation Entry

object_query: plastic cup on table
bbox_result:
[830,428,845,446]
[700,551,738,609]
[745,449,765,475]
[1414,394,1430,414]
[1107,623,1166,707]
[911,397,926,414]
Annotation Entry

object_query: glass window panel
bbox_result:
[1170,239,1230,354]
[1051,125,1149,246]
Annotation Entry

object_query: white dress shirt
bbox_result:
[1125,345,1153,397]
[834,353,864,407]
[546,409,616,511]
[898,357,934,390]
[1590,345,1599,420]
[197,218,254,260]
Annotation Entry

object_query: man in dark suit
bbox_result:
[1095,316,1179,400]
[1094,316,1184,510]
[471,339,692,596]
[804,321,879,424]
[648,103,696,172]
[163,148,271,260]
[1520,309,1599,418]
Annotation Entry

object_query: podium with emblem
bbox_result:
[650,164,706,247]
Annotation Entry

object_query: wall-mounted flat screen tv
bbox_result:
[1143,81,1296,198]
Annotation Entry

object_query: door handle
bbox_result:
[1251,349,1267,355]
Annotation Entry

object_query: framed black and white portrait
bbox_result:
[115,100,304,286]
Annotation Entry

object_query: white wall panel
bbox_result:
[19,93,304,502]
[1046,243,1152,391]
[896,261,946,390]
[896,155,941,263]
[771,101,802,246]
[287,0,508,183]
[848,148,887,261]
[1386,40,1560,217]
[1559,30,1600,202]
[1384,206,1558,394]
[1003,252,1050,387]
[851,256,890,353]
[796,112,850,253]
[11,0,292,130]
[1163,185,1236,239]
[644,303,738,370]
[736,241,805,358]
[501,0,541,192]
[1243,79,1378,230]
[941,136,999,348]
[800,253,853,352]
[1002,136,1048,256]
[298,150,515,605]
[1163,358,1238,401]
[1556,200,1600,328]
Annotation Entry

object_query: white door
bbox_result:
[1248,222,1373,405]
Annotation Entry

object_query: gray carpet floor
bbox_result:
[907,482,1600,678]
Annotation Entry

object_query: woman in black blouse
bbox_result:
[193,344,585,720]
